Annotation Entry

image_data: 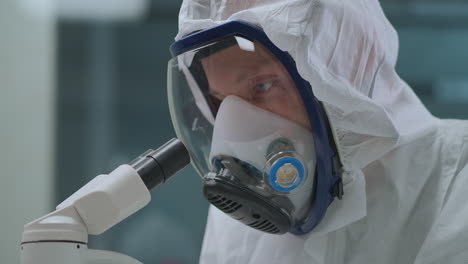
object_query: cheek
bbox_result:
[295,108,311,130]
[286,103,311,130]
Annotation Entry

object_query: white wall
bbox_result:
[0,0,55,262]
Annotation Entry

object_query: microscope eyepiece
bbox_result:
[130,138,190,190]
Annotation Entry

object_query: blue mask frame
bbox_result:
[170,20,343,235]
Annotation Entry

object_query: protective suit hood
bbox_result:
[177,0,436,167]
[176,0,436,234]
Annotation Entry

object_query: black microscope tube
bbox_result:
[130,138,190,190]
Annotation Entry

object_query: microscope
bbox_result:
[20,138,190,264]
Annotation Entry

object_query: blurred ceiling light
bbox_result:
[18,0,54,19]
[57,0,149,21]
[19,0,150,21]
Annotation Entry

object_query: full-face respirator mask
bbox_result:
[167,21,343,235]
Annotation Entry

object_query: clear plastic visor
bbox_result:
[167,35,316,224]
[168,35,311,176]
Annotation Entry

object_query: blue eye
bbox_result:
[255,80,273,93]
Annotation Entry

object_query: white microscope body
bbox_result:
[20,139,190,264]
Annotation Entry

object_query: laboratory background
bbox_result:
[1,0,468,263]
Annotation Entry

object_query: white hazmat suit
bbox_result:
[175,0,468,263]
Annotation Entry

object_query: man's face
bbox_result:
[200,41,311,130]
